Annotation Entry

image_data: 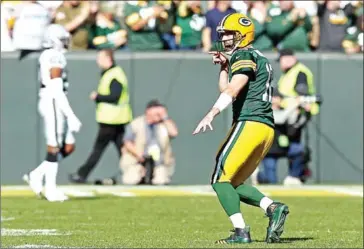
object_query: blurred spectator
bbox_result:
[292,1,320,50]
[54,1,95,50]
[317,1,350,51]
[173,0,206,50]
[69,49,132,184]
[265,1,313,52]
[11,0,52,59]
[293,1,317,17]
[1,1,16,52]
[99,1,126,20]
[123,0,164,51]
[230,0,248,14]
[37,0,63,19]
[156,0,178,50]
[202,0,235,52]
[340,1,362,26]
[89,4,127,50]
[342,14,363,54]
[245,1,273,51]
[121,100,178,185]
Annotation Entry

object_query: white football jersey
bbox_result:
[12,2,52,50]
[38,48,69,93]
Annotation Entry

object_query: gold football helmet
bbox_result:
[216,13,255,54]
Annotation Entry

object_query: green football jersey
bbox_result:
[228,48,274,128]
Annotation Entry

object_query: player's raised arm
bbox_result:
[192,73,249,135]
[209,52,229,92]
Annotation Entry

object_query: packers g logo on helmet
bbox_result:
[239,18,252,27]
[216,13,255,54]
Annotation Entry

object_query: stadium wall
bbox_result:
[1,52,363,185]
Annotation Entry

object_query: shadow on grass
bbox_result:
[254,237,315,243]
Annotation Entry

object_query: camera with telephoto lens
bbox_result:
[299,94,323,105]
[140,156,155,185]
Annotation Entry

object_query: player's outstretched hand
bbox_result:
[68,114,82,133]
[193,113,214,135]
[209,51,228,66]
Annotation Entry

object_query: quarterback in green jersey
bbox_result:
[193,13,289,244]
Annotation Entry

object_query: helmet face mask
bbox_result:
[217,29,244,55]
[215,13,255,55]
[43,24,71,53]
[60,36,70,51]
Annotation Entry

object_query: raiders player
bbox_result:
[23,24,82,202]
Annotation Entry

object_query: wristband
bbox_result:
[213,93,233,112]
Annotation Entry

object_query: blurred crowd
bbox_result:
[1,0,363,54]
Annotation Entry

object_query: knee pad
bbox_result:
[46,152,58,162]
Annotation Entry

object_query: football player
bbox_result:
[23,24,82,202]
[193,13,289,244]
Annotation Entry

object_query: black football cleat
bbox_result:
[68,173,87,184]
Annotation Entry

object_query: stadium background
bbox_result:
[1,51,363,185]
[0,0,363,185]
[1,1,363,248]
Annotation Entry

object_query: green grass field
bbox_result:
[1,185,363,248]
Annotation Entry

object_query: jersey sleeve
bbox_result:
[230,51,257,81]
[45,51,65,69]
[123,124,136,142]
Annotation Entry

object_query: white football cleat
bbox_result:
[283,176,303,186]
[22,173,43,197]
[44,189,69,202]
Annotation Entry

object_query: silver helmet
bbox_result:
[42,24,71,52]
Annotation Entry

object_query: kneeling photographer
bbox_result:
[120,100,178,185]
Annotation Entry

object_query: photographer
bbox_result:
[258,49,319,184]
[120,100,178,185]
[256,89,321,185]
[276,49,319,116]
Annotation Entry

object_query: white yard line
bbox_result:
[329,187,363,197]
[12,245,64,249]
[108,192,137,197]
[2,185,363,197]
[62,190,95,197]
[1,229,71,236]
[1,216,15,222]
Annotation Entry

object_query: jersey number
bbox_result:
[262,63,273,102]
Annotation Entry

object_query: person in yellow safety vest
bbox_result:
[275,48,319,185]
[69,49,133,184]
[277,48,320,115]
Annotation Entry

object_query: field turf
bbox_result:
[1,185,363,248]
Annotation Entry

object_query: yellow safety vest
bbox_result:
[96,66,133,125]
[277,62,319,115]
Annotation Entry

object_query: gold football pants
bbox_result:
[211,121,274,187]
